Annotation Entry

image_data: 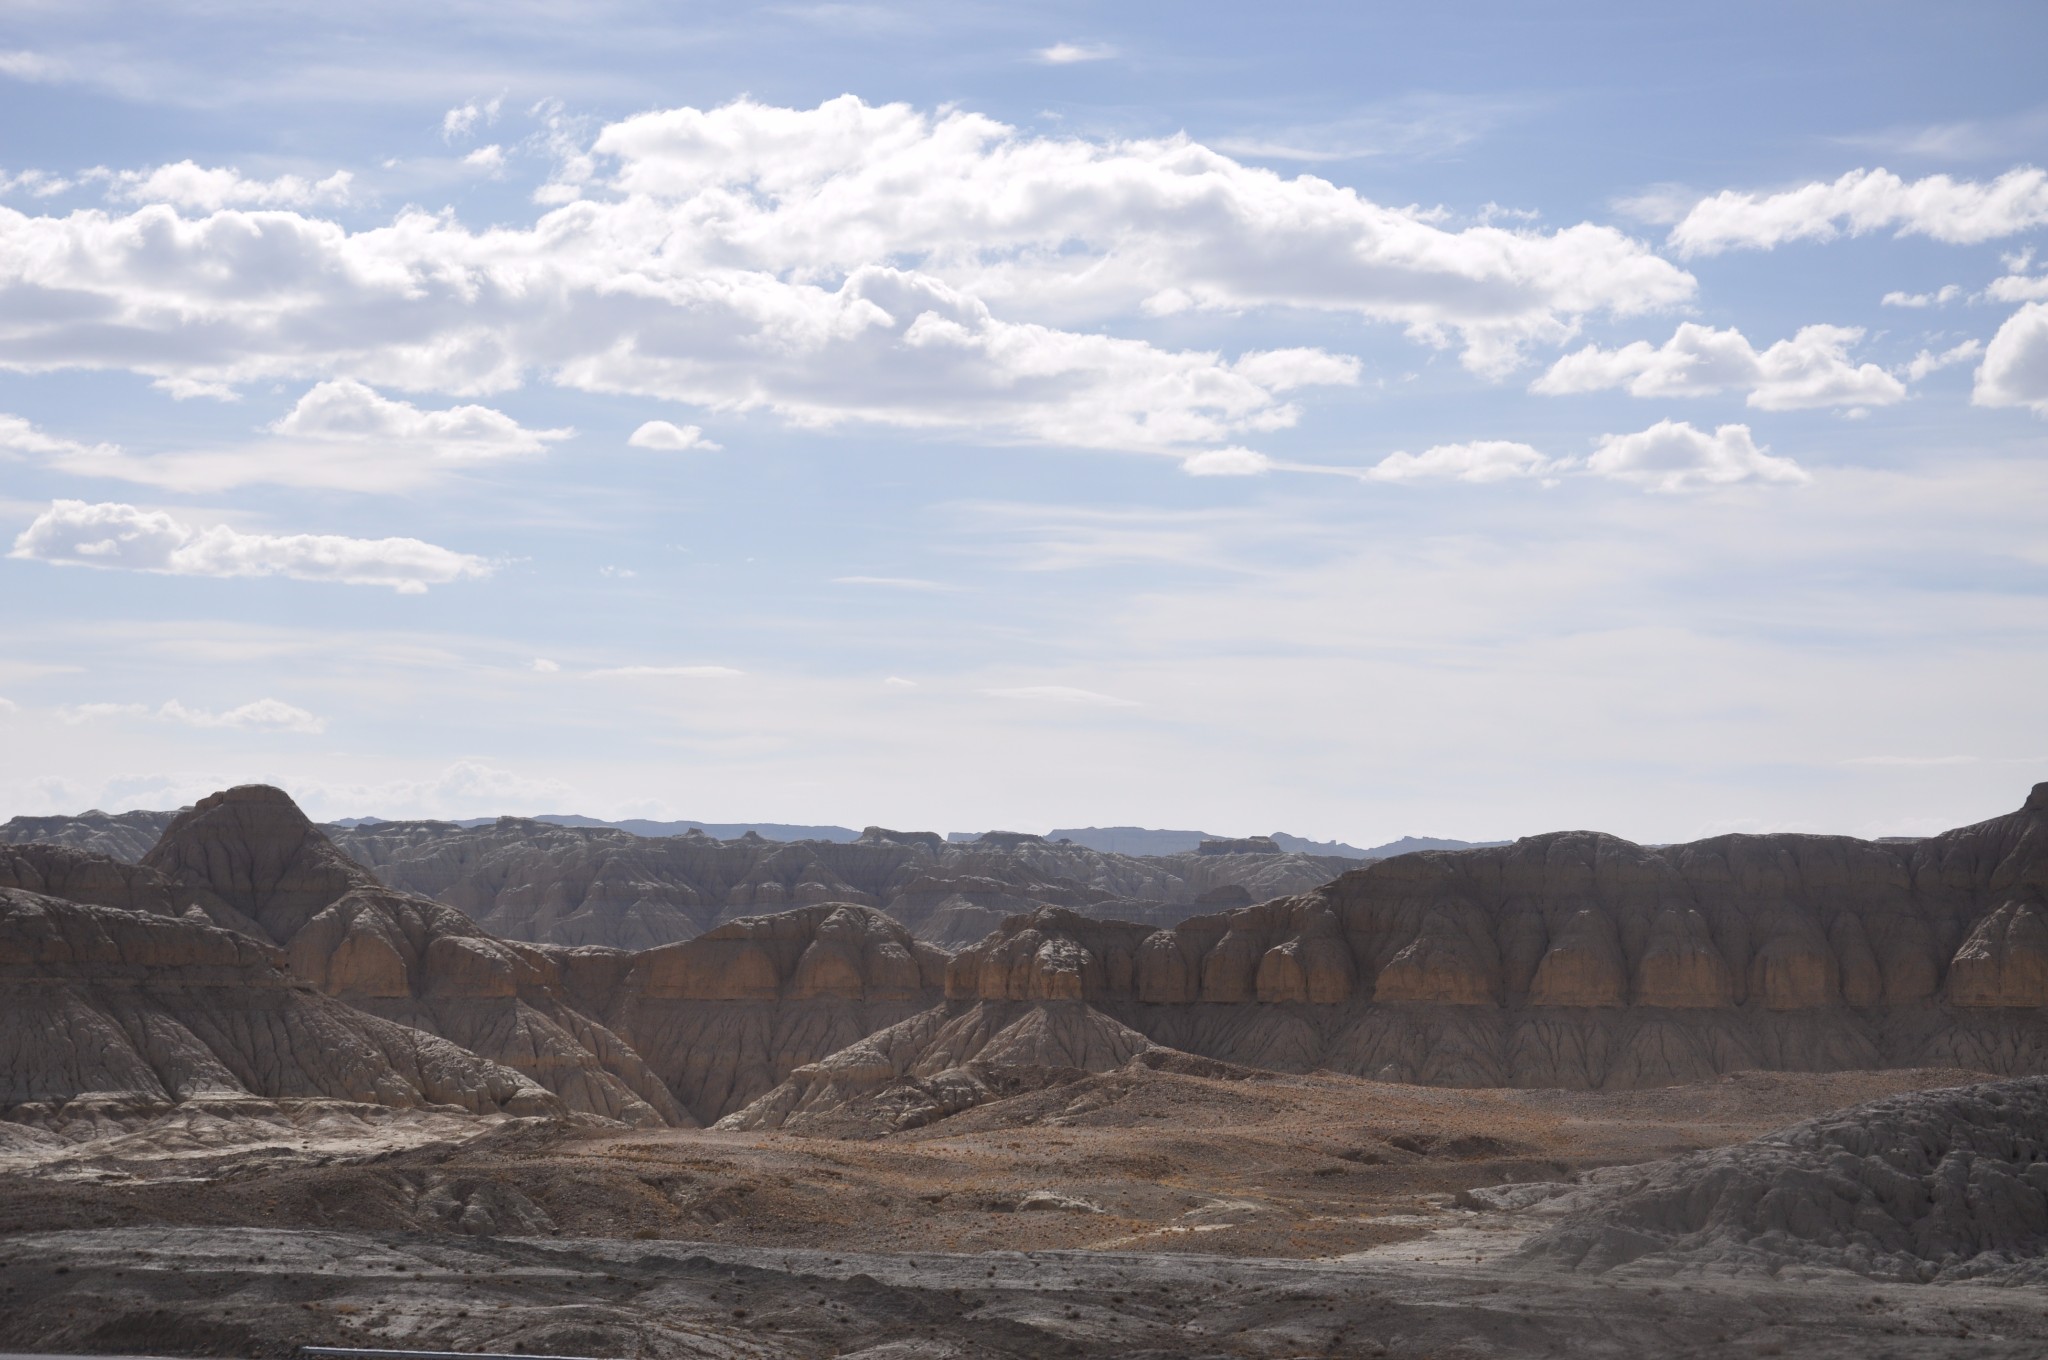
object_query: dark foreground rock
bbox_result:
[1520,1075,2048,1283]
[2,1225,2045,1358]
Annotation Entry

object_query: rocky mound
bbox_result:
[0,887,557,1124]
[718,998,1157,1136]
[1518,1076,2048,1283]
[139,787,686,1127]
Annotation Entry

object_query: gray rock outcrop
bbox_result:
[1518,1075,2048,1283]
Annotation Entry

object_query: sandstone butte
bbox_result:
[8,782,2048,1137]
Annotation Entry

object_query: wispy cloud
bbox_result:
[57,698,325,733]
[1034,41,1116,64]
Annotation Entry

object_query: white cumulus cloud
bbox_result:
[97,161,354,212]
[0,412,116,461]
[1669,166,2048,256]
[1905,339,1983,381]
[0,167,73,198]
[31,380,571,493]
[1882,284,1961,308]
[272,379,570,461]
[1584,420,1809,493]
[1974,302,2048,414]
[1988,249,2048,304]
[592,96,1694,376]
[1365,440,1557,483]
[1180,447,1271,476]
[442,96,503,142]
[1532,323,1906,410]
[0,95,1704,461]
[10,500,492,592]
[628,420,720,451]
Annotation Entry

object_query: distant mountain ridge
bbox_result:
[1045,826,1506,859]
[324,816,1501,858]
[8,810,1502,865]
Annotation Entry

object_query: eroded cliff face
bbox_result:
[17,787,957,1126]
[0,887,558,1122]
[139,787,686,1127]
[589,903,951,1124]
[920,786,2048,1091]
[1,843,196,919]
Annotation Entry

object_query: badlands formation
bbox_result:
[3,806,1356,950]
[5,782,2048,1356]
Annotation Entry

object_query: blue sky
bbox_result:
[1,1,2045,842]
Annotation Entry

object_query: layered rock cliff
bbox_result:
[769,784,2048,1108]
[8,786,957,1126]
[587,903,950,1123]
[0,886,558,1122]
[139,787,686,1127]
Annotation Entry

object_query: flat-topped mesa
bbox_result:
[1198,835,1282,855]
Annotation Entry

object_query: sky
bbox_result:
[0,0,2045,844]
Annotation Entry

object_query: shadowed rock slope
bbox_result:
[0,886,559,1128]
[1518,1075,2048,1283]
[736,783,2048,1127]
